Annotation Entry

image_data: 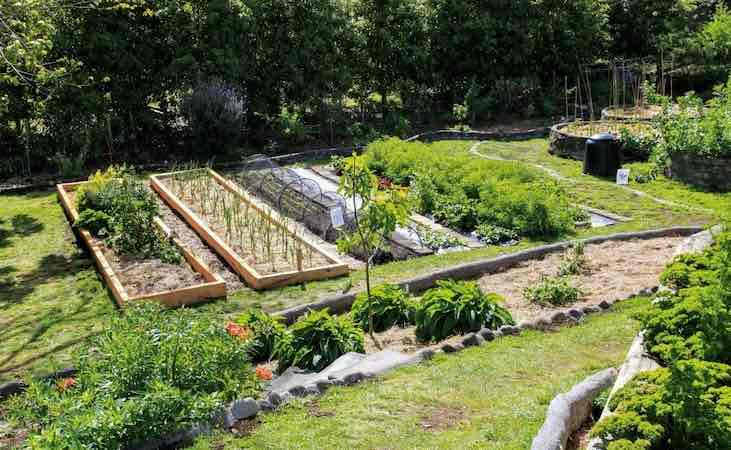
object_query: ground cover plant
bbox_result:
[414,280,514,342]
[522,276,583,307]
[75,166,181,264]
[4,304,261,449]
[364,138,580,239]
[590,227,731,449]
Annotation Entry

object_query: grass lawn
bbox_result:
[189,297,647,450]
[0,138,723,384]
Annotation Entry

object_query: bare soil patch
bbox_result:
[231,417,261,437]
[307,400,335,418]
[420,406,466,433]
[478,237,683,322]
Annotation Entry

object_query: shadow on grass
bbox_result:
[0,214,45,249]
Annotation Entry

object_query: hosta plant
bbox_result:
[350,283,413,332]
[236,309,287,362]
[275,309,365,372]
[414,280,514,342]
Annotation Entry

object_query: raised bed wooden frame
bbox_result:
[150,169,350,289]
[57,181,227,307]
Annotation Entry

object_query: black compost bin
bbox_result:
[583,132,621,177]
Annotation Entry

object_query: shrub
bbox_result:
[415,226,466,251]
[414,280,514,342]
[659,249,722,290]
[656,78,731,161]
[236,309,287,363]
[619,127,659,162]
[350,284,413,332]
[590,360,731,450]
[474,223,519,246]
[5,304,260,449]
[274,106,310,145]
[523,276,582,306]
[640,286,731,365]
[275,309,365,372]
[185,79,246,155]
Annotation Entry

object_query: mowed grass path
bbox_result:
[191,298,647,450]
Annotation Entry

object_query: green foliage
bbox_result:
[76,168,181,264]
[236,309,287,363]
[276,309,365,372]
[657,78,731,160]
[558,242,587,276]
[350,284,413,332]
[274,106,311,145]
[590,360,731,450]
[414,280,514,342]
[363,138,576,238]
[185,79,246,155]
[474,223,519,246]
[619,127,659,162]
[523,276,582,306]
[659,249,722,290]
[415,226,466,251]
[640,286,731,365]
[51,151,87,179]
[5,304,260,449]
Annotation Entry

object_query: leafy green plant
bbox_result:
[5,304,260,449]
[474,223,519,246]
[659,249,722,290]
[415,225,465,251]
[640,286,731,365]
[275,309,365,372]
[590,359,731,450]
[558,242,587,276]
[350,284,413,332]
[274,106,311,145]
[51,150,87,179]
[414,280,514,342]
[619,127,659,162]
[522,276,582,306]
[236,309,287,362]
[75,209,111,236]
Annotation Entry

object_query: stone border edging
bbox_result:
[405,128,549,143]
[531,368,618,450]
[275,226,704,324]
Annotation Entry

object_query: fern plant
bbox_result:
[414,280,514,342]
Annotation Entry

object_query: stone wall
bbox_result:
[549,123,587,160]
[670,153,731,192]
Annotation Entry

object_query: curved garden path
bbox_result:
[468,140,714,215]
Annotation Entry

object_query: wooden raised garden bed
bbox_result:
[57,181,227,307]
[150,169,350,289]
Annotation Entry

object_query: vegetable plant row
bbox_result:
[151,168,349,289]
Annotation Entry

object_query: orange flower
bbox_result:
[225,322,251,340]
[255,366,273,381]
[56,377,76,392]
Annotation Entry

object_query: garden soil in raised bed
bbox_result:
[478,236,684,322]
[67,190,205,298]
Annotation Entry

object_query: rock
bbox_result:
[304,384,320,396]
[478,328,496,341]
[442,343,464,353]
[266,391,284,408]
[315,379,333,392]
[582,305,600,315]
[416,348,436,360]
[288,385,307,397]
[567,309,584,320]
[500,325,520,336]
[223,411,236,429]
[462,332,485,347]
[341,371,366,385]
[230,398,259,420]
[598,300,611,310]
[550,311,569,324]
[638,287,655,296]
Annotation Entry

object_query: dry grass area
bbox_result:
[561,120,655,137]
[479,236,683,322]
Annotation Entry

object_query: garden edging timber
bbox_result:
[275,226,704,324]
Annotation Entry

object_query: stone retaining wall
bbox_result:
[670,153,731,192]
[406,128,549,143]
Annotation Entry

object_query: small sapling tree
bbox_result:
[335,153,411,341]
